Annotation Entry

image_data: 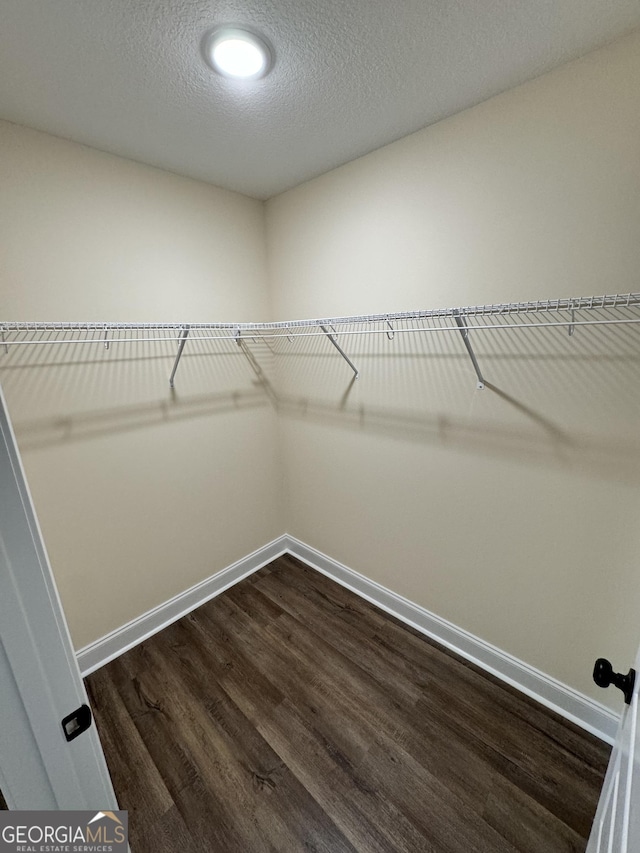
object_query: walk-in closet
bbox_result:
[1,3,639,851]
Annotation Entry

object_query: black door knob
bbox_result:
[593,658,636,705]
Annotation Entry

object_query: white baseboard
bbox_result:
[76,536,289,677]
[282,535,619,745]
[76,531,619,745]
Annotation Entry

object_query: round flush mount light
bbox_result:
[202,26,273,80]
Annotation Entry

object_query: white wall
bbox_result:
[266,29,640,710]
[0,120,282,649]
[267,29,640,318]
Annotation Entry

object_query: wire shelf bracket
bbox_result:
[320,324,360,379]
[453,311,485,390]
[168,326,190,388]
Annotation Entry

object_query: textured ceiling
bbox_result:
[0,1,639,199]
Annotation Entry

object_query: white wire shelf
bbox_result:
[2,292,639,335]
[2,292,639,389]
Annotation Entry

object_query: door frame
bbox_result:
[0,383,117,809]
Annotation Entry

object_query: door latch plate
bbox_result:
[61,703,92,742]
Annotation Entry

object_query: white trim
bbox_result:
[76,531,619,745]
[282,535,620,745]
[0,384,117,809]
[76,536,288,676]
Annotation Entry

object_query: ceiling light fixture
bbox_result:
[202,27,273,81]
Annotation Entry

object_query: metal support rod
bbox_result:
[568,309,575,337]
[168,326,190,388]
[453,313,485,390]
[1,327,7,355]
[236,338,278,406]
[320,325,360,379]
[103,324,110,350]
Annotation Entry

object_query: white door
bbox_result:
[0,384,117,810]
[587,648,639,852]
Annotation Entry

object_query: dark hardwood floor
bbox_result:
[86,555,610,852]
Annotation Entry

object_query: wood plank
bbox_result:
[85,663,207,852]
[483,775,586,853]
[273,556,608,794]
[86,556,610,853]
